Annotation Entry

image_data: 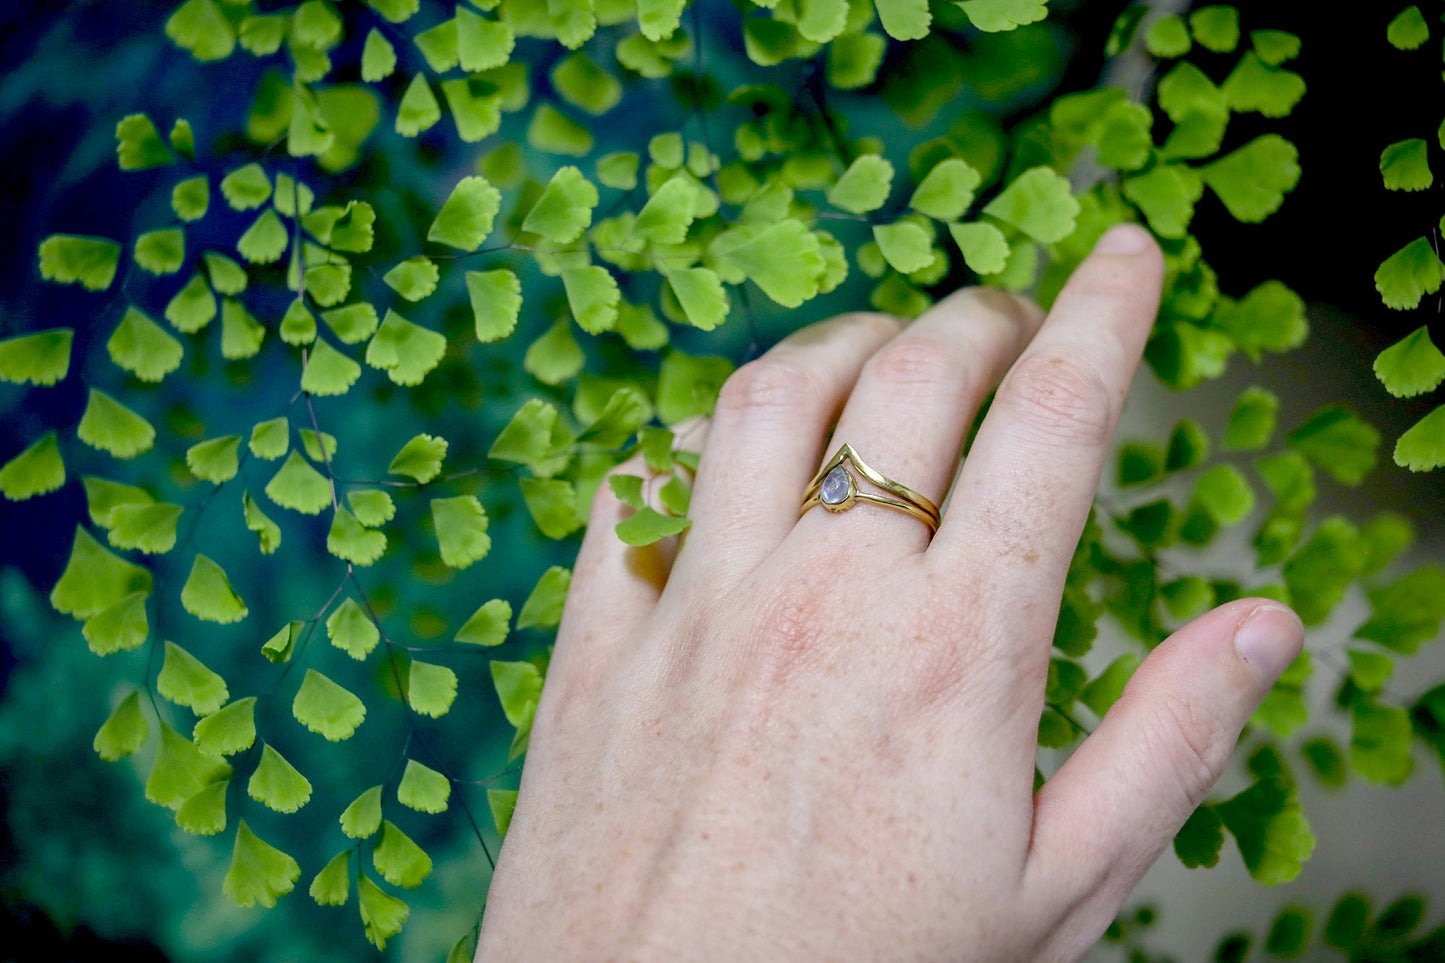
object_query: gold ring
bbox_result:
[799,443,941,534]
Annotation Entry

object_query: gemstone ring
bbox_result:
[799,443,941,535]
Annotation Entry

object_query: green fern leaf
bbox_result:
[223,821,300,909]
[0,329,72,386]
[327,597,380,660]
[959,0,1048,32]
[146,723,231,810]
[633,176,698,243]
[1374,326,1445,397]
[428,176,502,252]
[94,691,149,762]
[983,167,1080,243]
[38,234,120,291]
[243,488,279,553]
[300,338,361,396]
[166,0,236,61]
[910,158,982,222]
[77,389,155,459]
[202,251,248,295]
[106,502,182,554]
[524,319,584,386]
[261,620,303,663]
[710,220,826,308]
[456,6,513,70]
[321,302,380,344]
[396,74,441,136]
[309,851,351,906]
[466,269,521,342]
[248,744,312,813]
[365,310,447,385]
[115,113,174,170]
[165,273,217,333]
[562,265,620,333]
[1288,406,1380,485]
[1145,14,1192,57]
[358,873,409,949]
[388,433,447,483]
[873,0,930,39]
[828,154,893,215]
[81,591,149,655]
[220,163,272,210]
[517,566,570,630]
[50,525,152,619]
[185,436,240,484]
[80,476,152,527]
[219,297,265,358]
[1374,237,1444,310]
[0,432,65,502]
[1394,404,1445,471]
[431,495,490,568]
[1200,135,1300,223]
[341,785,384,838]
[172,175,209,221]
[248,418,289,460]
[265,451,331,514]
[107,308,182,382]
[1215,777,1314,884]
[487,788,518,836]
[193,698,257,757]
[158,640,229,715]
[1387,5,1429,50]
[397,758,451,810]
[327,507,386,565]
[236,208,289,264]
[552,51,621,114]
[519,478,583,539]
[948,222,1010,275]
[373,820,432,888]
[180,554,248,624]
[1188,5,1239,52]
[440,77,505,142]
[1222,52,1305,119]
[360,27,397,81]
[1223,387,1280,451]
[455,599,511,646]
[523,166,598,243]
[293,669,365,741]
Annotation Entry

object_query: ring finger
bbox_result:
[794,287,1043,552]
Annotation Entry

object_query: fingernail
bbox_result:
[1093,223,1153,255]
[1233,604,1305,681]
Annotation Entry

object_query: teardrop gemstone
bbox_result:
[820,465,851,505]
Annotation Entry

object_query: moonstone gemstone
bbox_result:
[820,465,851,505]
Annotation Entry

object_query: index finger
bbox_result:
[928,224,1164,693]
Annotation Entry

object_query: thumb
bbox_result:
[1022,599,1304,949]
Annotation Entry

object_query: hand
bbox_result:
[476,224,1305,962]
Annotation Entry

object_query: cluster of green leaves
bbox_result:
[1370,5,1445,472]
[3,0,1444,958]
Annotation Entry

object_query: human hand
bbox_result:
[476,224,1305,962]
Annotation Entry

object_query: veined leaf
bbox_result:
[244,489,283,554]
[1374,326,1445,398]
[524,319,584,386]
[310,851,351,906]
[193,698,257,757]
[186,436,241,484]
[346,489,394,527]
[0,329,72,385]
[519,477,583,540]
[552,51,622,115]
[633,176,698,243]
[94,691,149,761]
[517,566,570,630]
[389,434,447,483]
[656,349,733,424]
[948,222,1010,275]
[116,113,173,170]
[664,268,728,331]
[910,158,981,221]
[428,176,501,251]
[321,302,380,344]
[874,0,930,40]
[358,874,409,949]
[874,221,935,274]
[828,154,893,215]
[223,822,300,909]
[397,758,450,811]
[108,308,182,382]
[78,389,155,459]
[106,502,182,554]
[562,265,620,333]
[431,495,490,568]
[158,640,229,715]
[248,744,312,812]
[616,506,691,545]
[1374,237,1444,311]
[982,167,1079,243]
[361,28,396,81]
[365,310,447,386]
[237,208,289,264]
[38,234,120,291]
[1215,777,1314,884]
[456,599,511,646]
[373,820,432,888]
[959,0,1049,33]
[81,591,149,655]
[523,166,598,243]
[327,597,380,659]
[181,554,248,624]
[301,339,361,396]
[1387,5,1429,50]
[266,451,332,514]
[165,271,215,332]
[172,175,209,221]
[489,399,575,477]
[220,163,272,210]
[1200,135,1300,223]
[50,525,152,619]
[396,74,441,136]
[1394,404,1445,471]
[466,269,521,342]
[327,507,386,565]
[292,669,365,741]
[146,723,231,810]
[710,220,825,308]
[487,788,518,836]
[166,0,236,61]
[1288,406,1380,486]
[1189,4,1239,52]
[1223,387,1280,451]
[456,6,513,70]
[203,251,247,295]
[249,418,289,460]
[0,432,65,501]
[491,657,543,757]
[217,298,263,359]
[341,785,384,838]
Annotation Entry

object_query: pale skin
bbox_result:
[476,224,1305,962]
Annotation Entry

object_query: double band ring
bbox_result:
[800,443,941,535]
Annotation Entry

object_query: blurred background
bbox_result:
[1,1,1441,960]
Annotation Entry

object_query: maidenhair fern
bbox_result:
[2,0,1444,958]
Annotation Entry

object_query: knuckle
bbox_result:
[864,334,963,392]
[997,351,1117,447]
[738,579,834,691]
[714,356,821,422]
